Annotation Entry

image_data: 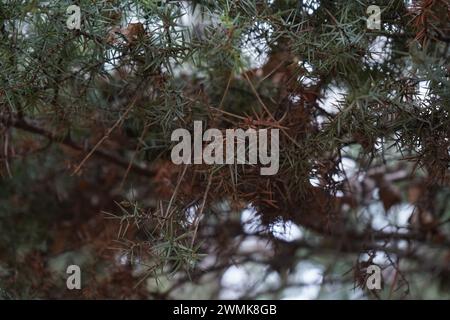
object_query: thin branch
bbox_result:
[1,115,155,178]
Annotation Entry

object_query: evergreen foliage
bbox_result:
[0,0,449,299]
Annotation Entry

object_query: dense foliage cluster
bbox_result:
[0,0,449,299]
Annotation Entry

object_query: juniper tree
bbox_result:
[0,0,449,299]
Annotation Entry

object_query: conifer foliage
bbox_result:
[0,0,449,299]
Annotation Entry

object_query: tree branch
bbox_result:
[1,115,156,178]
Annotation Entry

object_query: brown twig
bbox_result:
[71,95,140,176]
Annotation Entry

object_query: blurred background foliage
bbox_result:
[0,0,449,299]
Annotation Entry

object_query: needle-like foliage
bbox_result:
[0,0,449,299]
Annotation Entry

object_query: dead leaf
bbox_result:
[107,23,145,45]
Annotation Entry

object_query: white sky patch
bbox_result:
[104,48,122,72]
[302,0,320,15]
[391,203,414,228]
[241,208,264,234]
[365,201,413,231]
[239,236,273,255]
[220,208,315,299]
[368,202,391,229]
[241,208,303,242]
[283,262,323,300]
[271,220,303,242]
[197,254,218,270]
[220,260,324,300]
[318,85,346,115]
[365,36,391,66]
[298,75,320,86]
[331,157,357,183]
[220,265,248,299]
[360,251,389,266]
[309,176,321,187]
[220,264,280,299]
[340,157,358,177]
[417,80,430,103]
[241,21,274,69]
[298,61,321,86]
[301,61,314,73]
[184,205,197,225]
